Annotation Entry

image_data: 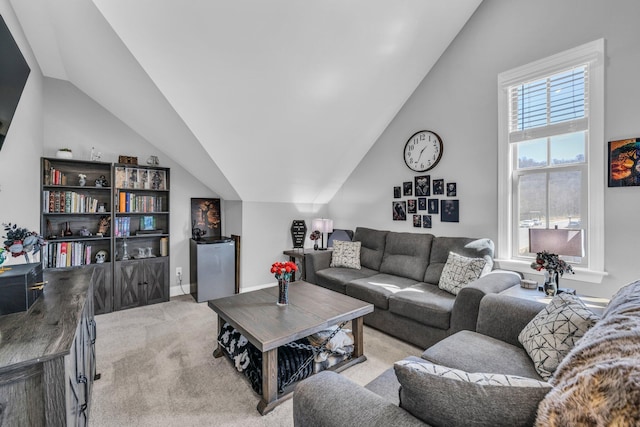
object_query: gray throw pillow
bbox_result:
[330,240,361,269]
[518,293,599,380]
[394,359,551,427]
[438,251,487,295]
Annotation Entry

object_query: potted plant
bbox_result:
[56,148,73,159]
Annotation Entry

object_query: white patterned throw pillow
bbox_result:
[330,240,361,269]
[518,293,599,380]
[438,251,487,295]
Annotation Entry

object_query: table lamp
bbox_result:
[529,227,583,294]
[312,218,333,251]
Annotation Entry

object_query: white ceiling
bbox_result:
[11,0,481,203]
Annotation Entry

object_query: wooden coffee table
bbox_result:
[208,281,374,415]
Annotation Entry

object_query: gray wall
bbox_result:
[329,0,640,298]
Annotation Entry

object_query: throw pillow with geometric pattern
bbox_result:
[518,293,600,380]
[394,358,551,427]
[330,240,361,269]
[438,251,487,295]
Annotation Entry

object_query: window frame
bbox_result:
[497,39,606,283]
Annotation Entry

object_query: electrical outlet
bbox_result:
[176,267,182,276]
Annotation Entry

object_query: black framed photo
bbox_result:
[433,179,444,195]
[428,199,439,214]
[423,215,432,228]
[441,199,459,222]
[407,199,417,214]
[415,175,430,196]
[413,215,422,228]
[446,182,457,197]
[393,201,407,221]
[394,186,401,198]
[418,197,427,211]
[403,181,413,196]
[191,198,221,238]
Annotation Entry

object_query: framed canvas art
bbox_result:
[191,198,221,238]
[608,138,640,187]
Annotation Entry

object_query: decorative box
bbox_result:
[0,262,44,315]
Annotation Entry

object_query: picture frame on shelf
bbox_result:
[151,170,166,190]
[115,167,127,189]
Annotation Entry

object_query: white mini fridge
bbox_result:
[190,237,236,302]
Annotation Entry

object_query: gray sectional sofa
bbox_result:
[304,227,521,348]
[293,280,640,426]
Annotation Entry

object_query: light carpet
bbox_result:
[89,294,422,426]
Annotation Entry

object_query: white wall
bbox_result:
[0,1,44,266]
[42,78,218,295]
[240,201,328,291]
[330,0,640,298]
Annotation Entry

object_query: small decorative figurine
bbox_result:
[95,250,108,264]
[95,175,109,187]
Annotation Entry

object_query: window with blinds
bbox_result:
[508,65,588,143]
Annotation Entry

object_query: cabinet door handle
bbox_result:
[90,319,97,344]
[78,374,89,413]
[28,281,48,291]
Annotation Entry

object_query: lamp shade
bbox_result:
[312,218,333,233]
[529,228,584,257]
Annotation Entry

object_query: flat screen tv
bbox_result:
[0,14,30,151]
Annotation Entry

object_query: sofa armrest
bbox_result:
[293,371,427,427]
[476,294,546,347]
[304,251,333,284]
[449,270,522,334]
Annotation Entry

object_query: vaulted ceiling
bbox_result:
[11,0,481,203]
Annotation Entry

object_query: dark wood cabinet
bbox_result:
[40,157,170,313]
[114,257,169,310]
[0,274,96,426]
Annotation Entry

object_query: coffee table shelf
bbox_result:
[208,281,373,415]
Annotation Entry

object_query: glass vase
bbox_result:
[277,277,290,306]
[543,270,559,297]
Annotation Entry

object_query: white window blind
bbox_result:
[508,66,588,143]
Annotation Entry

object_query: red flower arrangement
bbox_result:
[270,261,298,282]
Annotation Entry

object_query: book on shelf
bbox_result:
[46,241,95,268]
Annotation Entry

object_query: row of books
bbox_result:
[43,190,104,213]
[115,217,132,237]
[43,241,96,268]
[118,192,164,213]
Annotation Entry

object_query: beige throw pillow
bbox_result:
[438,251,487,295]
[330,240,361,269]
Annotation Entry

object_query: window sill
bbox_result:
[494,259,608,284]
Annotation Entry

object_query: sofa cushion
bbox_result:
[346,273,418,310]
[438,251,487,295]
[536,280,640,426]
[424,237,494,284]
[379,232,433,282]
[330,240,361,269]
[394,358,551,427]
[422,330,543,380]
[353,227,388,271]
[388,283,455,330]
[518,293,599,380]
[315,266,378,294]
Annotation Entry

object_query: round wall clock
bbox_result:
[403,130,443,172]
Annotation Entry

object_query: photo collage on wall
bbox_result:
[393,175,459,227]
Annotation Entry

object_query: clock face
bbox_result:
[403,130,443,172]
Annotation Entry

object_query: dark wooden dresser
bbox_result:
[0,270,96,426]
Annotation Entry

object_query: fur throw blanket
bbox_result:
[536,281,640,426]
